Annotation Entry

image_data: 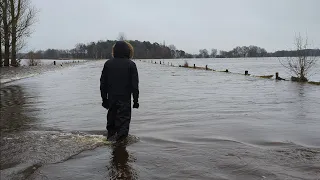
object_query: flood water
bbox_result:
[1,59,320,180]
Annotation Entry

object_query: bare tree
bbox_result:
[210,49,217,58]
[0,0,11,66]
[168,44,176,58]
[10,0,37,66]
[199,49,209,58]
[27,50,40,66]
[280,34,318,82]
[0,7,3,66]
[117,32,126,41]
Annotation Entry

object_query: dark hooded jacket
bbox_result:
[100,41,139,104]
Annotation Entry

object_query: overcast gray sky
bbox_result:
[28,0,320,53]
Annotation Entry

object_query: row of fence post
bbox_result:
[147,60,287,81]
[53,60,81,65]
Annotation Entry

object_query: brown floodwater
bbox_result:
[1,59,319,180]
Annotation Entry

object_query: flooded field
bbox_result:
[1,59,320,180]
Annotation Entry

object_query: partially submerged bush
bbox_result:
[291,76,308,82]
[183,61,189,67]
[28,59,41,66]
[27,51,41,66]
[280,34,318,82]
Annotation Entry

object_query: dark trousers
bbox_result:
[107,100,131,139]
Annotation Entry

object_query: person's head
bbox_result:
[112,41,134,59]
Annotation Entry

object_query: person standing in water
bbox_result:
[100,41,139,141]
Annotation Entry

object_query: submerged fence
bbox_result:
[136,59,320,85]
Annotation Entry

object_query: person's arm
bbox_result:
[100,63,108,101]
[131,62,139,104]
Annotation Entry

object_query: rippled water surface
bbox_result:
[1,59,319,180]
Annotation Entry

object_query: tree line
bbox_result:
[23,40,191,60]
[22,42,320,61]
[218,46,320,58]
[270,49,320,57]
[0,0,37,67]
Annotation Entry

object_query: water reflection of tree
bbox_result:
[0,85,37,132]
[108,144,138,180]
[289,83,311,123]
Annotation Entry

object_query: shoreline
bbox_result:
[0,61,88,85]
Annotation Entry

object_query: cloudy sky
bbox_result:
[28,0,320,53]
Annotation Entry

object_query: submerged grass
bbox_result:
[308,81,320,85]
[257,75,274,79]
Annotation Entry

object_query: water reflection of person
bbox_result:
[108,144,137,180]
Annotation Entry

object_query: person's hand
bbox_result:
[133,102,139,109]
[102,99,109,109]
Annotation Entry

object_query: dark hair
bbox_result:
[112,41,131,58]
